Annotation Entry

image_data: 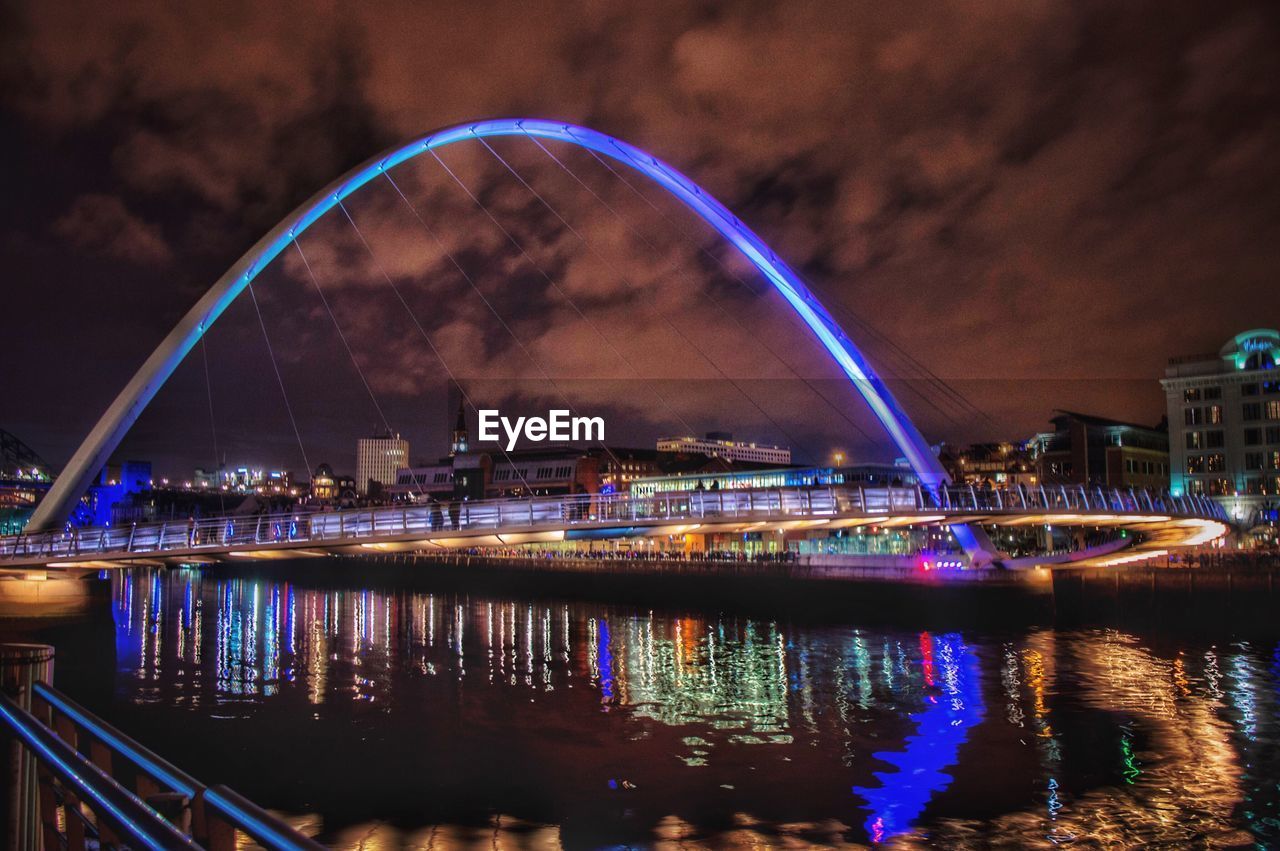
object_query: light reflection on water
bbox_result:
[109,567,1280,848]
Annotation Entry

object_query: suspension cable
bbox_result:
[426,146,701,448]
[246,280,312,480]
[377,175,620,462]
[198,331,226,514]
[334,199,535,494]
[591,133,977,422]
[291,237,430,499]
[518,129,876,449]
[476,136,830,464]
[292,239,395,435]
[575,136,990,427]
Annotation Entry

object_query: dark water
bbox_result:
[28,565,1280,848]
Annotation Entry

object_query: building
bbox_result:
[356,430,410,495]
[108,486,234,526]
[77,459,154,526]
[449,397,470,456]
[194,466,292,493]
[488,448,598,498]
[193,467,221,489]
[943,442,1038,488]
[389,402,596,501]
[1028,411,1169,490]
[309,463,357,505]
[656,432,791,465]
[630,463,916,498]
[390,448,598,500]
[594,447,663,494]
[1162,328,1280,529]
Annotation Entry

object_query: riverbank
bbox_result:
[1054,555,1280,635]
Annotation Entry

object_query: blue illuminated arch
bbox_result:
[29,119,995,561]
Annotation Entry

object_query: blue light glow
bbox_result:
[851,632,985,842]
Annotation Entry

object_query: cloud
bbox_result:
[4,0,1280,474]
[53,193,173,266]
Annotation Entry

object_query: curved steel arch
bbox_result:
[29,119,997,562]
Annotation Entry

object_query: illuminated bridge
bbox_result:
[0,483,1227,572]
[0,119,1230,575]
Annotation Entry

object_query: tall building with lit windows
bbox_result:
[1162,328,1280,528]
[356,430,410,495]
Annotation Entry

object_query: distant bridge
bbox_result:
[0,484,1228,572]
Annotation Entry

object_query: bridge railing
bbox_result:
[0,484,1227,563]
[1,681,323,850]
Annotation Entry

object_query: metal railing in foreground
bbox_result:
[0,483,1228,563]
[0,682,324,850]
[0,691,196,849]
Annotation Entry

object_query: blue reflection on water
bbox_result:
[598,618,615,704]
[852,632,985,843]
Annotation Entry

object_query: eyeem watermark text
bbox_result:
[478,409,604,451]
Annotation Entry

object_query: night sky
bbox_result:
[2,1,1278,479]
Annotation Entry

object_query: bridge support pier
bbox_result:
[0,574,105,619]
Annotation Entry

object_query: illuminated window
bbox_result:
[1185,432,1203,450]
[1186,455,1205,474]
[1206,454,1225,473]
[1185,407,1203,426]
[1267,400,1280,420]
[1183,388,1201,402]
[1207,405,1222,424]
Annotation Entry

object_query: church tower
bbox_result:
[450,394,469,457]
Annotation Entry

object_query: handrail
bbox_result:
[0,690,199,850]
[0,483,1229,562]
[205,785,326,851]
[28,682,323,849]
[34,682,201,797]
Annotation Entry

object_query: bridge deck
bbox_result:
[0,484,1228,571]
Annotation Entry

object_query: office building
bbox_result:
[1028,410,1169,490]
[356,430,410,495]
[1162,328,1280,527]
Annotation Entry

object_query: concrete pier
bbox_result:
[0,574,107,619]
